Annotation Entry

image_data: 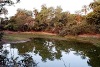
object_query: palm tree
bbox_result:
[81,5,89,15]
[33,8,38,18]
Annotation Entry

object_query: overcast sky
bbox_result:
[3,0,94,17]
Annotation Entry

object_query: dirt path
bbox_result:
[4,31,56,35]
[78,34,100,38]
[22,31,56,35]
[3,31,100,38]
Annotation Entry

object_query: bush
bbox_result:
[58,24,84,36]
[58,23,100,36]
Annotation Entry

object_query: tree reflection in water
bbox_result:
[0,38,100,67]
[0,44,37,67]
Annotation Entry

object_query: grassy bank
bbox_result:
[2,32,100,47]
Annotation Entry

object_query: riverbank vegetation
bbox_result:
[0,0,100,67]
[0,0,100,44]
[2,32,100,47]
[0,0,20,40]
[0,1,100,36]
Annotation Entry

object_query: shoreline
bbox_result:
[1,31,100,47]
[3,31,100,38]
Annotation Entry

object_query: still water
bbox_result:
[0,38,100,67]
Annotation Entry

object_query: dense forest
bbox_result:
[0,0,100,40]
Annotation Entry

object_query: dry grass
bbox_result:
[2,31,100,47]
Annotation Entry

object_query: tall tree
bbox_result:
[0,0,20,15]
[33,8,38,18]
[81,5,89,15]
[75,10,82,23]
[0,0,20,41]
[33,5,55,31]
[7,9,34,31]
[86,0,100,25]
[89,1,100,10]
[86,5,100,25]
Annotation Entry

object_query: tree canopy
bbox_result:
[86,1,100,25]
[0,0,20,40]
[0,0,100,36]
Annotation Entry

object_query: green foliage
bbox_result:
[86,4,100,25]
[33,6,68,32]
[0,0,20,16]
[89,1,100,10]
[58,22,99,36]
[33,5,55,31]
[0,0,20,41]
[6,9,34,31]
[85,1,100,35]
[1,1,100,36]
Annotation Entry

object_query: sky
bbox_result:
[2,0,94,17]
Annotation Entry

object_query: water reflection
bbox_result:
[0,44,37,67]
[0,38,100,67]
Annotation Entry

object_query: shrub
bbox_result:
[58,23,100,36]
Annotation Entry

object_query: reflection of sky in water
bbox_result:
[28,51,90,67]
[2,37,100,67]
[2,44,23,62]
[2,43,91,67]
[62,51,90,67]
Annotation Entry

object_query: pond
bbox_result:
[0,38,100,67]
